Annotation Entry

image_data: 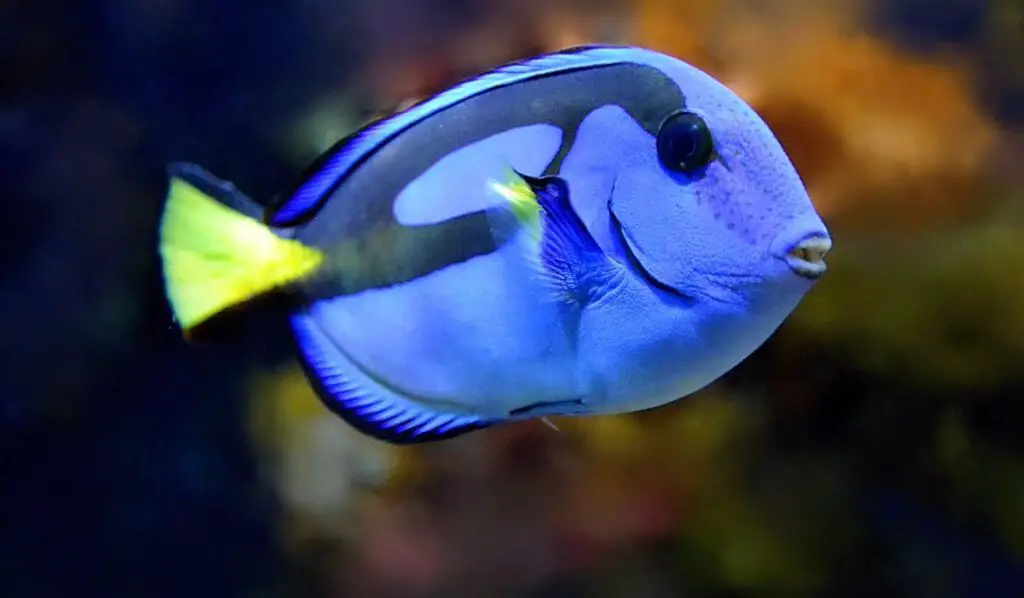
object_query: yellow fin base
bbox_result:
[158,177,324,335]
[487,167,542,241]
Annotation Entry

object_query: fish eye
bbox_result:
[656,110,716,173]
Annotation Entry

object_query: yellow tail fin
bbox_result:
[158,175,324,336]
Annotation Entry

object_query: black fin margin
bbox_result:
[166,162,265,221]
[289,314,497,445]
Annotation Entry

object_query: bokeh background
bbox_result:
[3,0,1024,596]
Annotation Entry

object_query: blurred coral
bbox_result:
[247,366,395,547]
[244,1,1024,595]
[631,0,1002,232]
[790,215,1024,389]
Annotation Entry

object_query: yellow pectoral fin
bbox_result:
[488,167,542,237]
[158,176,323,335]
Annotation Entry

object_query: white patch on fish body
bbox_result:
[392,124,563,226]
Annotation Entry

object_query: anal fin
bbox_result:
[290,313,496,444]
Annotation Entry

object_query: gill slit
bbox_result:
[606,175,697,304]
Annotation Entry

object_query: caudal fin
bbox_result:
[158,164,324,337]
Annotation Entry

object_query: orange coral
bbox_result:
[629,0,1001,232]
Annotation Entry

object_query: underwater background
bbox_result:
[2,0,1023,596]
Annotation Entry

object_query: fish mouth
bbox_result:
[780,234,831,280]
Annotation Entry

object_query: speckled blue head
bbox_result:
[555,48,832,413]
[608,52,829,301]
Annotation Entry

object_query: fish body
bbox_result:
[158,45,832,444]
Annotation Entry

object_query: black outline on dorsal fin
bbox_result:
[263,46,637,228]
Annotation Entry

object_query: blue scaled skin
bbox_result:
[162,45,832,444]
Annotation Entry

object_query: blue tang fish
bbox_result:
[158,45,832,444]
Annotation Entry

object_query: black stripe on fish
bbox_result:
[297,61,686,298]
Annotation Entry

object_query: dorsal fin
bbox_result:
[265,44,634,228]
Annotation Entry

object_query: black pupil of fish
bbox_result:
[658,111,714,172]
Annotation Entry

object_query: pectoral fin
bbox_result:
[488,169,618,304]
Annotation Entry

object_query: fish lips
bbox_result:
[768,212,832,282]
[773,233,832,281]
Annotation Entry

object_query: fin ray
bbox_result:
[291,313,496,444]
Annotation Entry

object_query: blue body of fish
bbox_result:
[161,45,832,444]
